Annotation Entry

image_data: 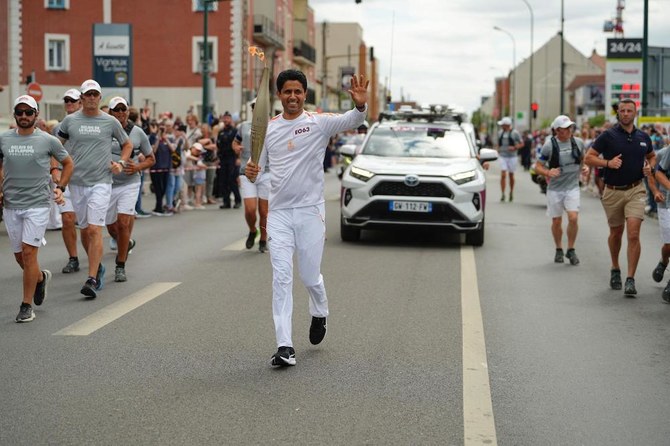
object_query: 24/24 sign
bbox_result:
[607,38,643,59]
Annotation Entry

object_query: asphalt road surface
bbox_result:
[0,166,669,445]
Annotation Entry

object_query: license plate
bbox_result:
[389,201,432,212]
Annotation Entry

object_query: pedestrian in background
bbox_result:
[652,145,670,302]
[534,115,586,265]
[1,95,73,322]
[584,98,662,296]
[496,116,523,202]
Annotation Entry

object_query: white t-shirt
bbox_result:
[259,107,366,210]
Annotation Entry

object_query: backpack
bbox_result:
[171,138,183,169]
[548,136,582,169]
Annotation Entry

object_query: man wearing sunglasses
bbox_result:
[51,88,82,276]
[0,95,73,322]
[105,97,155,282]
[57,79,133,299]
[585,98,661,296]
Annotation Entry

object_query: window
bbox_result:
[45,0,69,9]
[193,0,218,12]
[192,37,218,73]
[44,34,70,71]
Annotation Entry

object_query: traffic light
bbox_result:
[531,102,538,119]
[25,74,33,84]
[355,0,362,3]
[386,94,392,104]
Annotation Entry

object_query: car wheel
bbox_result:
[465,219,484,246]
[340,217,361,242]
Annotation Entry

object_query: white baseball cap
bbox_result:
[552,115,575,129]
[497,117,512,126]
[14,94,38,110]
[191,142,204,152]
[108,97,128,110]
[80,79,101,94]
[63,89,81,100]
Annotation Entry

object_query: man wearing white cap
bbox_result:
[105,97,155,282]
[1,95,73,322]
[534,115,586,265]
[57,79,133,299]
[51,88,82,275]
[496,117,523,202]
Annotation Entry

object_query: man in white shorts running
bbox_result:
[246,69,369,367]
[534,115,586,265]
[57,80,132,299]
[106,97,155,282]
[652,145,670,301]
[496,116,523,202]
[52,88,83,274]
[236,101,270,252]
[0,95,73,322]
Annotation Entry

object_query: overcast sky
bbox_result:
[309,0,670,115]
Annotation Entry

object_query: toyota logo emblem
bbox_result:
[404,175,420,187]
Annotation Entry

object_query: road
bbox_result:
[0,166,669,445]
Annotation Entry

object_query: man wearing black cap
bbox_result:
[216,111,241,209]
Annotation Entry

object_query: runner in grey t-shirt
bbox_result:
[534,115,586,266]
[56,79,133,299]
[0,95,74,323]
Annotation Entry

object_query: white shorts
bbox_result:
[499,156,518,173]
[69,183,112,228]
[3,207,49,253]
[546,188,580,218]
[106,182,141,225]
[658,207,670,244]
[240,173,270,200]
[58,186,75,214]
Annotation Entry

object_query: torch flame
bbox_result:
[248,46,265,63]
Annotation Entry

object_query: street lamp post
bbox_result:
[521,0,534,131]
[494,26,516,125]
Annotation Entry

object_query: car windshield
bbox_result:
[361,126,471,158]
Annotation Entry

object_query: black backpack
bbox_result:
[548,136,582,169]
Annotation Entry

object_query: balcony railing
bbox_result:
[293,40,316,65]
[253,14,284,49]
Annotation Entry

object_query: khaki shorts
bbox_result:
[601,183,646,227]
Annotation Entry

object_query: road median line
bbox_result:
[53,282,181,336]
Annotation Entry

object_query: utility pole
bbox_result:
[560,0,565,113]
[321,21,328,110]
[642,0,648,115]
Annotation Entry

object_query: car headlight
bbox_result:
[448,170,477,185]
[350,165,375,182]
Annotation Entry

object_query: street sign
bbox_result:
[27,82,43,102]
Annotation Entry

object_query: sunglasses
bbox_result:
[64,97,79,103]
[14,109,36,117]
[83,91,100,97]
[112,107,128,112]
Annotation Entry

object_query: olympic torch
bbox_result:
[249,46,270,164]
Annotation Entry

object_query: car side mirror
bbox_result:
[478,148,498,163]
[338,144,357,158]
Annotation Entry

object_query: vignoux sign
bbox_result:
[92,24,133,104]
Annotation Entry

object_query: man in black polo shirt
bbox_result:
[585,98,662,296]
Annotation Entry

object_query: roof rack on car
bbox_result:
[379,104,463,125]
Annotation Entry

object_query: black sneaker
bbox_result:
[610,269,622,290]
[33,269,52,306]
[16,303,35,323]
[233,202,242,209]
[652,261,666,283]
[270,346,296,367]
[624,277,637,296]
[128,239,136,254]
[258,240,268,253]
[114,266,127,282]
[245,231,257,249]
[62,257,79,274]
[500,194,505,202]
[554,249,564,263]
[81,277,98,299]
[95,264,106,290]
[309,316,327,345]
[663,281,670,303]
[566,249,580,266]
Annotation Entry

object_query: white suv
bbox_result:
[339,111,497,246]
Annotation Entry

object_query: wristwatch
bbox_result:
[56,185,66,192]
[118,159,127,168]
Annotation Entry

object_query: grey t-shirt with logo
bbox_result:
[656,146,670,209]
[111,124,152,186]
[497,129,522,158]
[538,136,585,192]
[58,111,129,186]
[0,128,70,209]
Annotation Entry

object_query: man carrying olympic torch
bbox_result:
[246,69,369,367]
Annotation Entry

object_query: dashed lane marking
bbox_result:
[53,282,181,336]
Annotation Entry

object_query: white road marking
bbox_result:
[222,237,248,251]
[461,246,498,445]
[53,282,181,336]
